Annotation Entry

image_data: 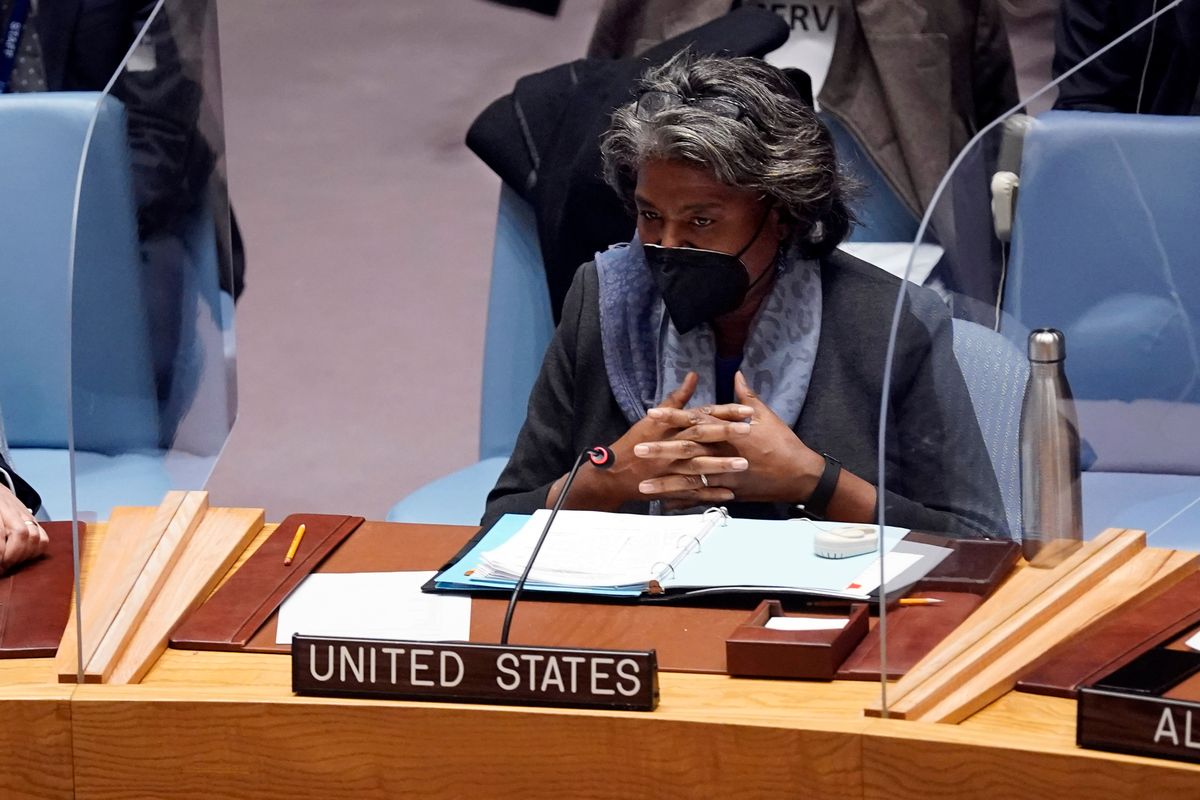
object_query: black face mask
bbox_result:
[642,213,772,335]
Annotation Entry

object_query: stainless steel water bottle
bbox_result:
[1020,329,1083,567]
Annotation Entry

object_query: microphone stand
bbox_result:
[499,446,612,645]
[291,443,658,712]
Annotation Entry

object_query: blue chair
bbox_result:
[1003,110,1200,549]
[822,113,919,244]
[950,319,1027,540]
[387,185,554,524]
[390,184,1033,535]
[0,93,211,519]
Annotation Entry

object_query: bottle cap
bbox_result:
[1028,328,1066,363]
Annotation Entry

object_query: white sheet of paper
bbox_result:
[1186,630,1200,652]
[276,571,471,645]
[838,242,944,285]
[844,552,924,595]
[765,616,849,632]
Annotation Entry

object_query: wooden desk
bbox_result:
[0,658,73,800]
[12,522,1200,799]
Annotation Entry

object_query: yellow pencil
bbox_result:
[898,597,943,607]
[283,524,306,566]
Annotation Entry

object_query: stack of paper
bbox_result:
[437,510,952,602]
[472,509,717,589]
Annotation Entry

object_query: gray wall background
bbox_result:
[206,1,603,520]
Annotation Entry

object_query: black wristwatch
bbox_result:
[796,453,841,519]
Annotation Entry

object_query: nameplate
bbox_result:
[292,635,659,711]
[1078,688,1200,764]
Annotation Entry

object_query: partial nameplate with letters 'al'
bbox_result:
[1078,689,1200,764]
[292,635,659,711]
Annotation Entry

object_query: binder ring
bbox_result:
[650,561,676,580]
[676,534,702,553]
[704,506,730,525]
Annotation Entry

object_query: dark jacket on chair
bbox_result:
[466,7,790,321]
[34,0,245,298]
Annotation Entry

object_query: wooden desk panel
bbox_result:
[68,645,1200,800]
[0,658,73,800]
[0,531,87,800]
[73,655,868,800]
[862,689,1200,799]
[12,518,1200,799]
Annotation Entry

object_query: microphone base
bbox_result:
[292,635,659,711]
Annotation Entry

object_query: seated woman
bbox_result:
[484,51,1007,538]
[0,452,47,572]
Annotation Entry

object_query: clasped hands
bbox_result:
[603,371,824,510]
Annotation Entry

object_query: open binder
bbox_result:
[428,509,952,602]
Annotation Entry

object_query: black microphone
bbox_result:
[499,445,615,645]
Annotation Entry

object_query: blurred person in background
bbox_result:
[1053,0,1200,115]
[2,0,244,406]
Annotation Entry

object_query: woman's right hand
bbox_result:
[0,485,48,574]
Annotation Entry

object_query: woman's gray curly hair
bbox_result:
[601,50,856,258]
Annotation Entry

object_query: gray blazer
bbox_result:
[588,0,1018,221]
[484,251,1008,538]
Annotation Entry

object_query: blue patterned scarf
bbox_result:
[595,234,823,427]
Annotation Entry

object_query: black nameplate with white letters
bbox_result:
[1078,688,1200,764]
[292,636,659,711]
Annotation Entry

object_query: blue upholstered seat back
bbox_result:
[0,92,158,454]
[479,185,555,460]
[1004,111,1200,475]
[389,186,552,524]
[951,319,1027,539]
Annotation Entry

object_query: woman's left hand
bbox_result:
[713,370,825,503]
[635,371,825,504]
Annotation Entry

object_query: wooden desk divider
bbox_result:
[865,528,1149,722]
[81,491,209,682]
[54,492,265,684]
[54,503,164,681]
[106,507,265,684]
[917,547,1197,723]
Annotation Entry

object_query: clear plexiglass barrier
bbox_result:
[69,0,235,522]
[61,0,235,679]
[866,0,1200,720]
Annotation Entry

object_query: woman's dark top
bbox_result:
[484,250,1008,539]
